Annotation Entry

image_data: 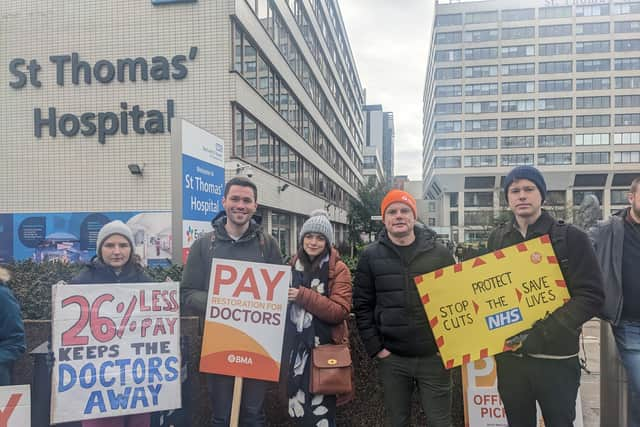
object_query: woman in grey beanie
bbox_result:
[284,210,353,425]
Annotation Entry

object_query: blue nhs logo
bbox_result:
[485,308,523,330]
[152,0,196,4]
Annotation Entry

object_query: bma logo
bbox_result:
[152,0,197,4]
[485,308,523,330]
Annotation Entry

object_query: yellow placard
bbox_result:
[415,235,570,369]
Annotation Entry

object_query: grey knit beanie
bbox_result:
[299,210,333,246]
[96,220,134,258]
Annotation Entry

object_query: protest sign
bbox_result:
[0,385,30,427]
[51,282,181,424]
[462,357,583,427]
[415,235,570,368]
[200,259,290,381]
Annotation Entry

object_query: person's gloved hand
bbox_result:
[520,320,547,354]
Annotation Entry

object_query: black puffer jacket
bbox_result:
[70,259,152,284]
[354,224,456,358]
[488,210,604,357]
[180,211,283,318]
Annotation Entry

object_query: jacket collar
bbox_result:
[212,212,264,243]
[507,209,555,238]
[378,223,436,253]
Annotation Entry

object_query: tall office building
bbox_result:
[364,104,395,181]
[423,0,640,244]
[1,0,365,260]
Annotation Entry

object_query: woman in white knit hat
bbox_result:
[70,220,153,427]
[284,210,353,426]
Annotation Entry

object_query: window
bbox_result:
[465,65,498,78]
[611,189,630,204]
[576,40,610,54]
[435,138,461,150]
[465,10,497,24]
[615,57,640,70]
[435,85,462,97]
[539,116,572,129]
[465,47,499,60]
[464,155,498,167]
[539,42,572,56]
[539,98,572,111]
[436,31,462,44]
[539,61,572,74]
[539,24,572,37]
[464,192,493,207]
[615,39,640,52]
[539,79,572,92]
[573,190,604,205]
[538,153,572,165]
[501,135,534,148]
[616,95,640,108]
[615,132,640,144]
[539,134,572,147]
[615,2,640,15]
[465,211,494,227]
[465,82,498,96]
[501,45,535,58]
[465,119,498,132]
[435,49,462,62]
[576,59,610,72]
[576,134,610,145]
[435,13,462,26]
[577,78,610,90]
[576,22,610,35]
[501,154,534,166]
[434,120,461,133]
[502,81,535,94]
[539,6,572,19]
[577,115,611,127]
[614,151,640,163]
[435,102,462,114]
[577,96,611,109]
[576,4,609,16]
[502,63,535,76]
[502,8,535,21]
[546,191,567,207]
[502,117,535,130]
[576,152,610,164]
[450,211,459,226]
[616,76,640,89]
[501,99,535,112]
[435,67,462,80]
[434,156,461,168]
[465,137,497,149]
[465,101,498,114]
[615,21,640,33]
[616,114,640,126]
[449,192,459,208]
[502,26,535,40]
[463,29,498,42]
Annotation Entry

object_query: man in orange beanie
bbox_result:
[354,189,456,427]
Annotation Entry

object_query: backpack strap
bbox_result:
[550,219,570,279]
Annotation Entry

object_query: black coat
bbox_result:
[488,210,604,356]
[70,259,152,284]
[354,224,456,358]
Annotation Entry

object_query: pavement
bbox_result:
[580,319,601,427]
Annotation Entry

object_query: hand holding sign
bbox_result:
[415,235,570,369]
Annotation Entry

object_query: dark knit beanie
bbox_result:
[503,166,547,202]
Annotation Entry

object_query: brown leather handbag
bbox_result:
[310,343,353,395]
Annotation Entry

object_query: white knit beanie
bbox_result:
[96,220,135,258]
[299,210,333,246]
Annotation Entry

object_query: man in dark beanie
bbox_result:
[488,166,604,426]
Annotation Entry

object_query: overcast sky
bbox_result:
[340,0,435,181]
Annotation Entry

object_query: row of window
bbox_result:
[233,106,351,208]
[436,22,640,45]
[436,58,640,80]
[233,27,361,187]
[435,95,640,115]
[434,151,640,168]
[434,133,640,151]
[435,4,640,27]
[243,3,363,157]
[434,114,640,132]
